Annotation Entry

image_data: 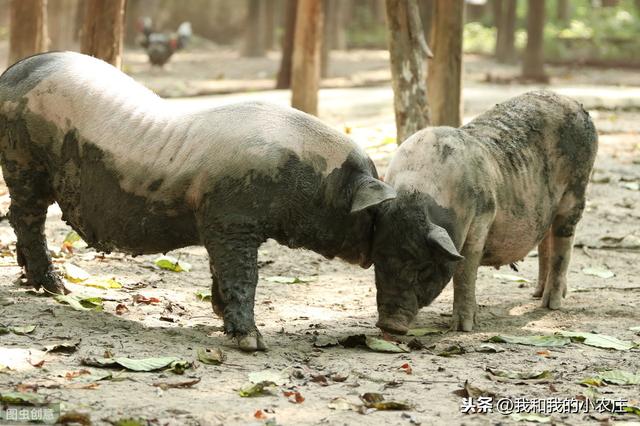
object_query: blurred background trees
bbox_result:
[1,0,639,140]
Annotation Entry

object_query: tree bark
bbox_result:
[417,0,434,46]
[521,0,547,81]
[244,0,266,57]
[556,0,569,23]
[276,0,297,89]
[495,0,516,63]
[291,0,323,115]
[385,0,430,143]
[48,0,78,50]
[8,0,48,66]
[427,0,464,128]
[264,0,276,51]
[321,0,335,78]
[80,0,126,68]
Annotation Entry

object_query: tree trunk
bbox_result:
[465,1,485,22]
[321,0,335,78]
[264,0,276,51]
[8,0,48,66]
[48,0,78,50]
[291,0,323,115]
[495,0,516,63]
[427,0,464,128]
[244,0,266,57]
[276,0,297,89]
[80,0,126,68]
[417,0,434,46]
[385,0,430,143]
[601,0,619,6]
[521,0,547,81]
[556,0,569,23]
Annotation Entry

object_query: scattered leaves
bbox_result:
[453,380,496,399]
[510,413,551,423]
[283,390,305,404]
[360,392,413,411]
[487,334,571,347]
[328,397,359,411]
[197,348,225,365]
[487,368,554,382]
[115,303,129,315]
[63,263,90,282]
[152,378,201,390]
[238,381,276,397]
[81,356,189,372]
[254,410,267,419]
[476,344,505,353]
[131,294,161,305]
[365,336,410,353]
[195,291,211,302]
[492,273,530,283]
[10,325,36,335]
[582,267,615,279]
[557,331,633,350]
[313,335,339,348]
[154,255,191,272]
[44,341,79,353]
[77,278,123,290]
[0,391,46,405]
[437,344,466,357]
[581,370,640,386]
[61,231,85,253]
[54,293,103,311]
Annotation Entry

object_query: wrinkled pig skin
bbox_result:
[373,90,597,334]
[0,52,397,351]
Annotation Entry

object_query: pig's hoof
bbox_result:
[541,292,562,310]
[376,318,409,335]
[34,272,70,295]
[532,287,544,298]
[449,309,477,332]
[237,331,268,352]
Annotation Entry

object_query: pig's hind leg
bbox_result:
[541,195,585,310]
[1,156,68,294]
[533,230,551,298]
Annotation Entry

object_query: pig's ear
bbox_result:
[427,225,464,262]
[351,177,397,213]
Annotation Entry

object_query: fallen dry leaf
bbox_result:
[152,378,201,390]
[254,410,267,420]
[400,363,413,375]
[115,303,129,315]
[132,294,161,305]
[283,390,305,404]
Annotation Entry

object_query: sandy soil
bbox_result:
[0,48,639,426]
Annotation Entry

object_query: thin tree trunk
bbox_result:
[8,0,48,66]
[417,0,434,46]
[276,0,297,89]
[264,0,276,51]
[80,0,126,68]
[385,0,430,143]
[557,0,569,23]
[495,0,516,63]
[48,0,78,50]
[427,0,464,128]
[321,0,335,78]
[291,0,323,115]
[244,0,266,57]
[521,0,546,81]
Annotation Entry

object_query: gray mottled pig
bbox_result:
[0,52,396,351]
[373,90,597,333]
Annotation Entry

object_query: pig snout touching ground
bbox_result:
[0,52,396,352]
[373,90,598,333]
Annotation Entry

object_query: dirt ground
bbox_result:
[0,46,639,426]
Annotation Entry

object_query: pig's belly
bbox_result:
[53,170,199,255]
[480,209,553,267]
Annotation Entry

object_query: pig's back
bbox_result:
[0,52,360,204]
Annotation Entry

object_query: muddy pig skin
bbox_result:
[373,90,597,334]
[0,52,396,351]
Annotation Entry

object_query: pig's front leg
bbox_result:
[533,229,551,298]
[450,225,489,332]
[202,225,266,352]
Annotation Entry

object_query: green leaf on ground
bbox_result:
[492,273,531,283]
[265,276,316,284]
[154,255,191,272]
[0,327,9,335]
[0,391,46,405]
[238,381,277,397]
[510,413,551,423]
[64,263,90,282]
[111,418,147,426]
[197,348,225,365]
[629,326,640,334]
[582,369,640,386]
[406,327,443,336]
[81,356,188,372]
[54,294,103,311]
[365,336,410,353]
[557,331,633,350]
[248,370,287,385]
[487,334,571,347]
[625,405,640,417]
[581,267,615,279]
[487,368,553,380]
[10,325,36,335]
[360,392,413,410]
[195,291,211,302]
[437,344,466,357]
[475,343,505,353]
[313,335,339,348]
[77,278,122,290]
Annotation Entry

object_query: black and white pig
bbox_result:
[372,90,597,334]
[0,52,396,351]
